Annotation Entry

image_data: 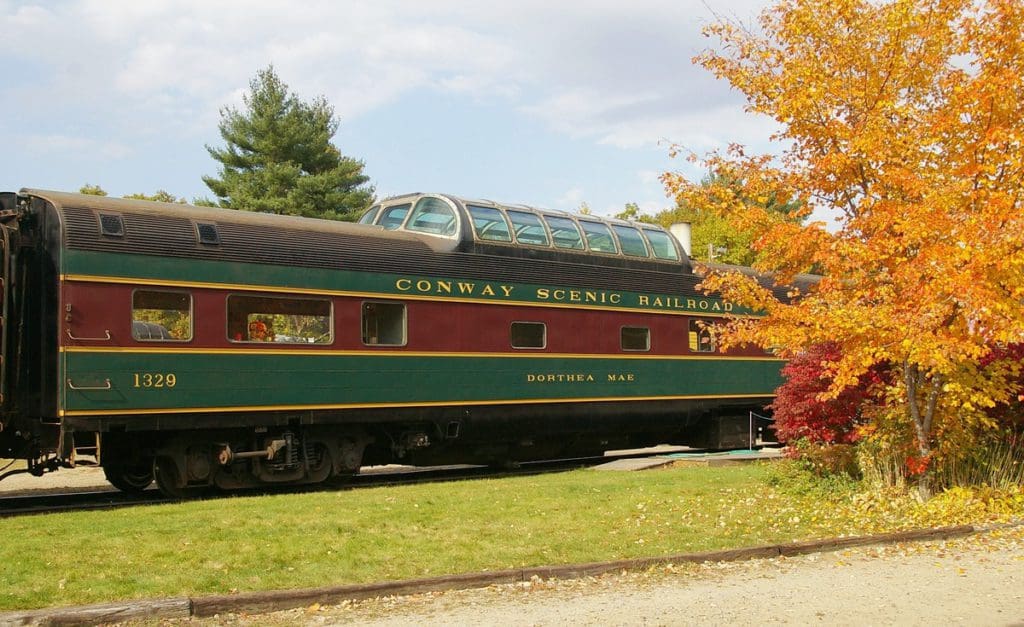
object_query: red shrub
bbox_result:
[770,342,878,445]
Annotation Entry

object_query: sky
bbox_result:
[0,0,779,218]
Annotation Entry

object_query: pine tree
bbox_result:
[203,67,374,221]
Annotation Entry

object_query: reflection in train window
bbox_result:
[406,197,458,237]
[359,205,381,224]
[468,205,513,242]
[579,221,619,254]
[507,211,550,247]
[612,225,650,257]
[643,229,680,260]
[510,321,546,349]
[621,326,650,351]
[362,302,407,346]
[688,319,716,353]
[543,215,585,250]
[132,290,192,341]
[378,203,411,230]
[227,295,332,344]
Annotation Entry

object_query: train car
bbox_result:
[0,189,786,497]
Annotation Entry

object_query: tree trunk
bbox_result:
[903,362,942,500]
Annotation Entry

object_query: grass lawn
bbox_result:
[1,462,1021,610]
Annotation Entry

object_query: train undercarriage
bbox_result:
[2,402,776,498]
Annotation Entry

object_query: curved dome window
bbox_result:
[405,197,457,237]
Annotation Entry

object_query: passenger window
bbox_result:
[510,321,546,349]
[362,302,407,346]
[543,216,585,250]
[379,203,411,230]
[132,290,192,341]
[359,205,381,225]
[643,229,680,260]
[468,205,513,242]
[612,225,650,257]
[405,197,457,237]
[507,211,550,247]
[579,221,619,254]
[621,326,650,351]
[227,295,332,344]
[689,319,716,353]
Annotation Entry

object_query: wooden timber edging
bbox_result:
[0,524,985,626]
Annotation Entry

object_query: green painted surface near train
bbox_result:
[63,249,751,316]
[61,351,784,414]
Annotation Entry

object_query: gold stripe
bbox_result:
[61,392,777,417]
[60,273,746,319]
[60,345,783,362]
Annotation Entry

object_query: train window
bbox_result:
[468,205,512,242]
[543,215,585,250]
[621,326,650,351]
[643,229,680,261]
[227,295,332,344]
[688,319,716,353]
[359,205,381,225]
[379,204,411,230]
[507,211,550,247]
[405,197,457,237]
[132,290,192,341]
[362,302,406,346]
[579,221,618,254]
[611,225,650,258]
[510,321,546,349]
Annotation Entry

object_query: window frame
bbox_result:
[467,204,514,243]
[510,320,547,350]
[506,210,552,248]
[577,220,620,255]
[131,288,193,343]
[360,300,408,347]
[225,293,334,345]
[542,215,586,250]
[688,319,717,353]
[611,224,651,258]
[641,228,681,261]
[377,203,412,230]
[620,325,651,352]
[402,196,459,238]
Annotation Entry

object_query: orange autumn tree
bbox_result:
[664,0,1024,495]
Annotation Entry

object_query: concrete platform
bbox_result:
[592,448,783,471]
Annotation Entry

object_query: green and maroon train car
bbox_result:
[0,189,784,496]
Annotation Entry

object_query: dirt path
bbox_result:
[203,526,1024,626]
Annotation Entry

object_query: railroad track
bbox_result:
[0,446,765,518]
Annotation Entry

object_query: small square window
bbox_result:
[196,222,220,245]
[99,213,125,238]
[621,326,650,351]
[689,319,716,353]
[511,321,546,349]
[362,302,406,346]
[132,290,192,341]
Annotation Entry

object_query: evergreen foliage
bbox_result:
[203,67,374,221]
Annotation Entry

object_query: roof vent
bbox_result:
[99,213,125,238]
[196,222,220,245]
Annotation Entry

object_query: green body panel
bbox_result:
[63,249,749,316]
[62,351,783,414]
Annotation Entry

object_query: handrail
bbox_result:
[65,329,112,341]
[66,378,112,391]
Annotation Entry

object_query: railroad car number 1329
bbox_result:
[133,373,177,388]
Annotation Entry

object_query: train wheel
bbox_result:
[103,462,154,493]
[153,456,190,499]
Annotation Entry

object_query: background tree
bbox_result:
[203,67,374,221]
[666,0,1024,496]
[655,171,801,265]
[79,184,107,196]
[124,190,186,203]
